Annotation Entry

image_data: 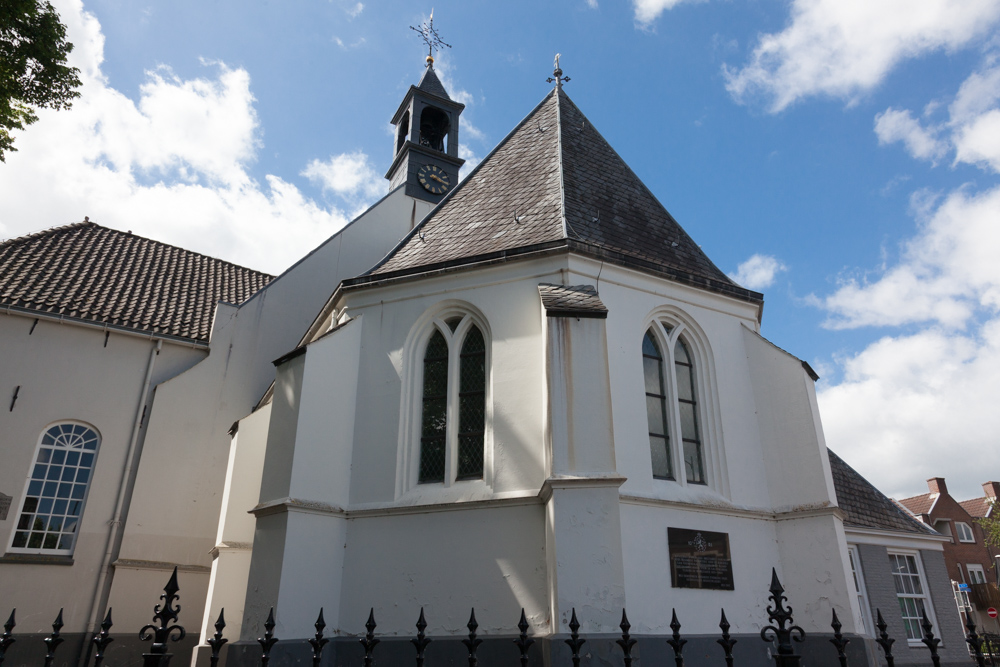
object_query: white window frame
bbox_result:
[640,309,727,494]
[967,563,987,585]
[396,304,493,498]
[848,546,874,636]
[956,522,976,543]
[8,421,101,556]
[888,550,941,646]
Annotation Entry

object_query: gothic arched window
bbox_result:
[418,315,487,484]
[643,330,672,480]
[641,324,706,485]
[10,422,101,554]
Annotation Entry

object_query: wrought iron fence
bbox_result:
[0,567,994,667]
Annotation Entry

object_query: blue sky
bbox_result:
[2,0,999,501]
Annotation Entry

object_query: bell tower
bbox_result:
[386,15,465,204]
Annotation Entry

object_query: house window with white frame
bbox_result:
[848,546,873,635]
[956,522,976,543]
[967,563,987,584]
[9,422,100,554]
[642,323,705,484]
[888,552,937,643]
[418,315,487,484]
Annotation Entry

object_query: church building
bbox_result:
[0,50,970,667]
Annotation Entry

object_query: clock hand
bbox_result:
[429,173,447,184]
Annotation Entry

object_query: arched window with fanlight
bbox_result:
[9,422,101,555]
[417,314,488,485]
[641,322,706,485]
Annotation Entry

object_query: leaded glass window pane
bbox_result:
[458,325,485,480]
[419,330,449,483]
[643,330,672,479]
[674,338,704,484]
[11,423,99,553]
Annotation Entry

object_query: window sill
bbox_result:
[0,553,74,566]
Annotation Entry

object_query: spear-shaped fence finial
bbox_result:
[91,608,114,667]
[206,609,227,667]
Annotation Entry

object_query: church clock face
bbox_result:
[418,164,451,195]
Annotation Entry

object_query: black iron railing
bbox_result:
[0,566,988,667]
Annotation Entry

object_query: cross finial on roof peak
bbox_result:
[547,53,570,89]
[410,10,452,67]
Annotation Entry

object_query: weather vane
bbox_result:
[547,53,570,88]
[410,9,451,67]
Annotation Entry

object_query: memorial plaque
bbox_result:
[0,493,11,521]
[668,527,734,590]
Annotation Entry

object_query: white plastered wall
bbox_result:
[235,250,857,640]
[0,313,205,633]
[109,188,433,639]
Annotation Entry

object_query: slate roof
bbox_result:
[538,284,607,318]
[417,66,451,102]
[0,221,273,343]
[357,89,761,305]
[898,493,936,516]
[829,450,939,536]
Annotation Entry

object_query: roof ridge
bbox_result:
[0,220,94,249]
[3,220,273,279]
[555,88,569,240]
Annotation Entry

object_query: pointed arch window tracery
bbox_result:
[417,314,487,485]
[642,322,706,485]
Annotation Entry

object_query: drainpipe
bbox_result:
[84,339,162,641]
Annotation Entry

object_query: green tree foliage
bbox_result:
[0,0,81,161]
[978,501,1000,550]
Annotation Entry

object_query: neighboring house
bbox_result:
[899,478,1000,634]
[0,224,270,662]
[899,479,1000,588]
[829,451,967,667]
[0,202,435,663]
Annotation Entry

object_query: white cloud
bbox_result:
[346,2,363,18]
[875,56,1000,172]
[302,151,383,200]
[728,254,787,290]
[585,0,598,9]
[334,36,367,50]
[723,0,1000,112]
[633,0,701,26]
[815,184,1000,498]
[816,185,1000,329]
[0,0,383,275]
[874,109,947,162]
[458,145,481,181]
[818,322,1000,499]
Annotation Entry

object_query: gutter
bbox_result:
[83,339,162,644]
[1,305,209,349]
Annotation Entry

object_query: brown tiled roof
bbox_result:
[898,493,936,516]
[960,497,991,518]
[829,450,939,535]
[538,284,607,318]
[0,222,272,342]
[361,89,761,305]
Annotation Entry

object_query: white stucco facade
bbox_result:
[0,187,433,653]
[218,251,861,650]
